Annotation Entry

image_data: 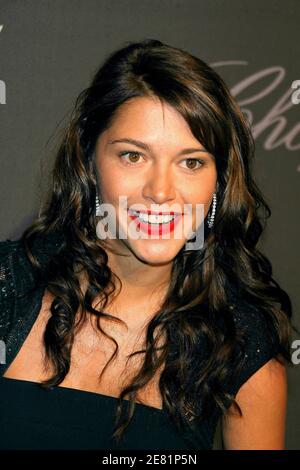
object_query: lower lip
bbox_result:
[127,211,183,236]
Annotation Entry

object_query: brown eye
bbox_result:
[181,158,204,171]
[118,151,143,166]
[128,153,140,163]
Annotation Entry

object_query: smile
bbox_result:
[127,209,183,236]
[128,210,176,224]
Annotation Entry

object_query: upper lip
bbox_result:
[128,209,182,216]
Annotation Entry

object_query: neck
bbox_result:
[108,250,172,298]
[99,241,173,321]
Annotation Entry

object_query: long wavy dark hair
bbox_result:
[20,39,296,446]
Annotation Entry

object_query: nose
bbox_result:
[141,163,176,206]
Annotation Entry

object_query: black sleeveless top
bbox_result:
[0,230,281,450]
[0,375,200,450]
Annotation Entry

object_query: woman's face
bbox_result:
[94,96,217,266]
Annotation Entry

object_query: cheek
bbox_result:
[181,180,216,217]
[183,186,214,206]
[97,162,139,203]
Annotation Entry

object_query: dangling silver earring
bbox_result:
[207,189,217,229]
[95,193,102,216]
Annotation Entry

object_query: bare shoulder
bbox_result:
[222,356,287,449]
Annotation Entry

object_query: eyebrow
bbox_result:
[107,138,212,157]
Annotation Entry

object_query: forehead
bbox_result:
[102,96,202,146]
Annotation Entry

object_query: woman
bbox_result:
[0,39,296,450]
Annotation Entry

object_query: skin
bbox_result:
[3,95,287,448]
[94,95,287,448]
[3,95,218,411]
[94,95,217,325]
[221,357,287,449]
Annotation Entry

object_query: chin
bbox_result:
[128,239,184,265]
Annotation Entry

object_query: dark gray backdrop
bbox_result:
[0,0,299,449]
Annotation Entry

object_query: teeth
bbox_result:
[129,210,176,224]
